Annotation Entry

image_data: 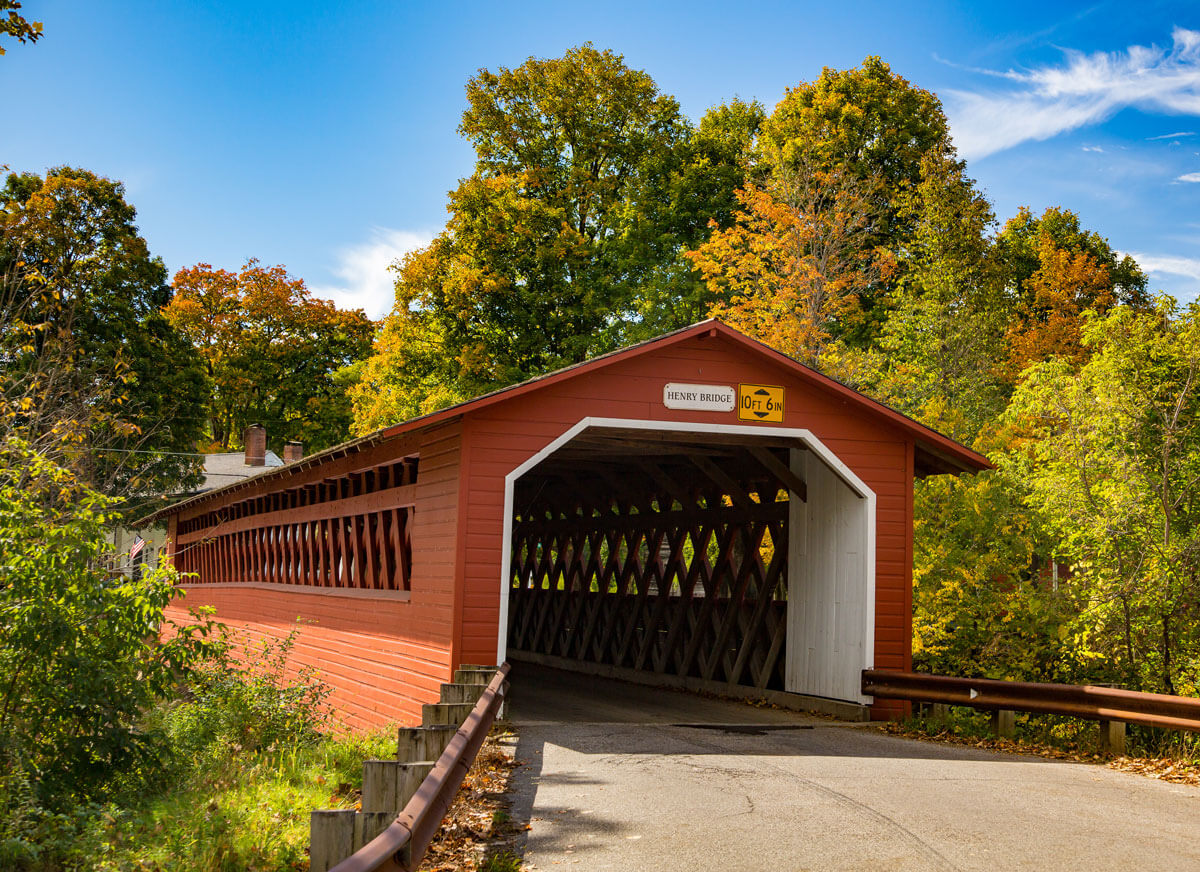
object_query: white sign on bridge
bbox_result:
[662,383,736,412]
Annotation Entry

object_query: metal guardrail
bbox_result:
[862,669,1200,733]
[330,662,512,872]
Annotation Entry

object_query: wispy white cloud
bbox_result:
[311,228,433,319]
[947,28,1200,159]
[1147,131,1196,140]
[1177,172,1200,182]
[1128,251,1200,281]
[1081,145,1104,152]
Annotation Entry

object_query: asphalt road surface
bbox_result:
[503,663,1200,871]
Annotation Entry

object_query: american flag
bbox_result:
[129,535,146,560]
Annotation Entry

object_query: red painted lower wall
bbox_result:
[165,586,454,732]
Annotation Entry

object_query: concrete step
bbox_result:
[397,724,457,762]
[422,701,477,727]
[439,682,486,705]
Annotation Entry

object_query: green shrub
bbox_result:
[0,437,219,810]
[158,627,332,775]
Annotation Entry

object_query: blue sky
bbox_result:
[3,1,1199,316]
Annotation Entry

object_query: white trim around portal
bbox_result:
[496,416,877,688]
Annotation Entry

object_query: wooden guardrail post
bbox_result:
[362,759,437,813]
[310,809,356,872]
[422,701,477,725]
[439,682,487,704]
[1098,719,1126,755]
[398,725,457,762]
[990,709,1016,739]
[454,665,496,684]
[918,702,951,725]
[323,663,511,872]
[354,812,393,853]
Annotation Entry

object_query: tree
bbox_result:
[355,46,756,419]
[863,149,1009,444]
[624,97,765,339]
[347,247,467,433]
[0,168,208,506]
[167,261,375,452]
[0,436,216,808]
[0,1,41,55]
[687,158,895,368]
[997,207,1150,379]
[448,44,689,373]
[763,62,951,247]
[1002,301,1200,694]
[911,467,1082,682]
[754,57,973,345]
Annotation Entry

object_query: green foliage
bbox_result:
[622,96,765,339]
[0,167,209,507]
[760,55,951,201]
[859,149,1008,444]
[167,260,375,453]
[0,1,41,55]
[452,43,692,374]
[911,469,1085,682]
[704,56,979,354]
[995,206,1149,311]
[994,206,1151,379]
[158,628,333,773]
[1002,300,1200,694]
[352,46,756,424]
[0,606,380,872]
[0,436,219,809]
[758,56,958,340]
[86,638,381,872]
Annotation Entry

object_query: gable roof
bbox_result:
[144,319,990,523]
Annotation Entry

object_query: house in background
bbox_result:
[112,425,299,578]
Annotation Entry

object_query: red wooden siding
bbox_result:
[165,420,465,729]
[456,332,914,719]
[158,323,978,727]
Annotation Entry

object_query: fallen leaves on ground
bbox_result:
[880,722,1200,786]
[417,729,524,871]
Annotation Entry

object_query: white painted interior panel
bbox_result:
[785,447,873,703]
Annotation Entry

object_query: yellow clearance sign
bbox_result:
[738,384,784,422]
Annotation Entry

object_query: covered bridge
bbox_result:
[154,320,989,728]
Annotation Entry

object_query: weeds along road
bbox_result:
[503,664,1200,872]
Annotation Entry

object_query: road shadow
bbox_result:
[503,723,635,862]
[507,662,1099,764]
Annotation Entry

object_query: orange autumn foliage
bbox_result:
[1004,234,1115,379]
[686,166,895,368]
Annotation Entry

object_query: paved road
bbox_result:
[503,664,1200,871]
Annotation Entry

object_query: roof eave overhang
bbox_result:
[142,319,990,525]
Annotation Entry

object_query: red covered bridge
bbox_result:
[153,320,988,729]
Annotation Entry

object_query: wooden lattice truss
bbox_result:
[508,430,807,691]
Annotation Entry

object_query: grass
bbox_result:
[478,852,523,872]
[90,730,394,872]
[1,629,400,872]
[4,630,526,871]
